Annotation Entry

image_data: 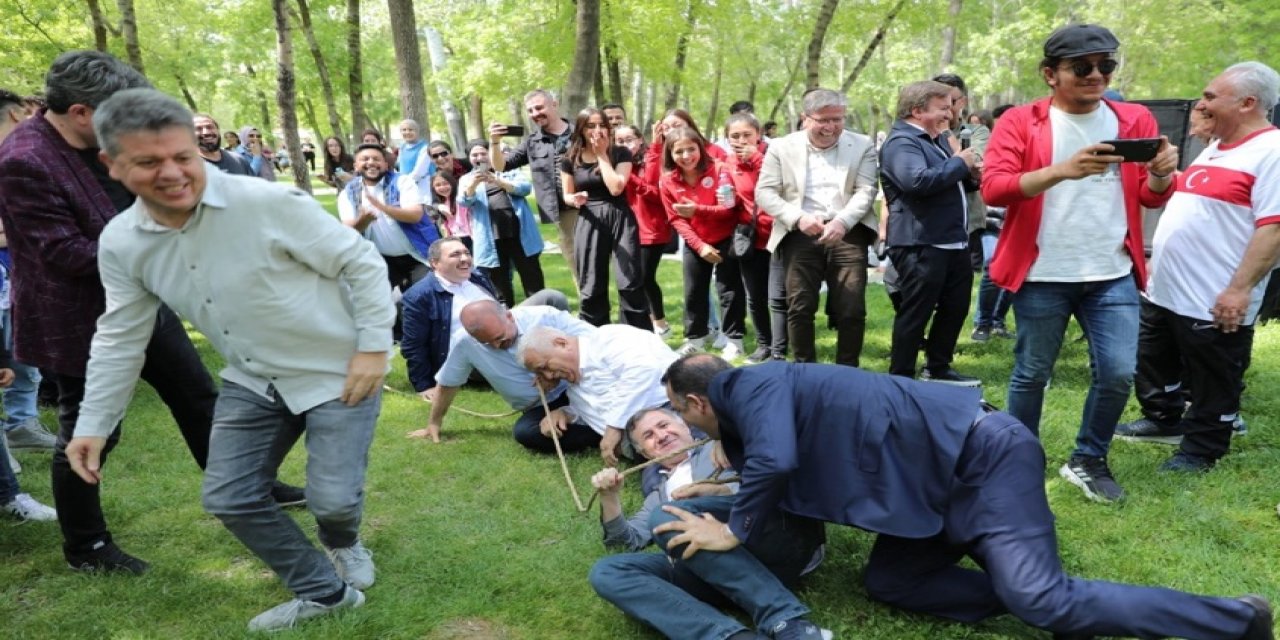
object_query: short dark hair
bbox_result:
[992,104,1015,120]
[623,406,683,454]
[661,354,732,400]
[932,73,967,96]
[0,89,22,110]
[427,236,467,263]
[465,138,488,155]
[728,100,754,115]
[45,50,150,114]
[354,142,386,157]
[601,102,625,113]
[428,139,452,152]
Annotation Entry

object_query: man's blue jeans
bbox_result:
[202,381,379,601]
[0,306,40,432]
[589,495,817,639]
[1006,276,1139,458]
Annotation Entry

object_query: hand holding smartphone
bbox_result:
[1098,138,1162,162]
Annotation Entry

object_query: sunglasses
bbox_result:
[430,151,450,159]
[1063,59,1118,77]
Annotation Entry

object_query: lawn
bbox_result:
[3,185,1278,639]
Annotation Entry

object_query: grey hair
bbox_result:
[426,237,467,263]
[399,119,420,132]
[92,88,194,157]
[45,50,150,114]
[514,325,566,370]
[623,406,685,455]
[1223,61,1280,113]
[802,88,847,115]
[523,89,558,105]
[896,80,954,120]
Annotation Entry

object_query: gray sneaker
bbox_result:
[1059,456,1125,503]
[2,493,57,521]
[326,541,375,590]
[247,585,364,632]
[5,421,56,450]
[1114,418,1183,445]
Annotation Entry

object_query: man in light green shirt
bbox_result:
[64,89,395,631]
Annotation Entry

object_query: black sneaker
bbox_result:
[1159,451,1216,473]
[770,618,828,640]
[1059,455,1125,502]
[920,368,982,387]
[971,325,992,342]
[1239,595,1273,640]
[991,324,1014,339]
[728,631,770,640]
[745,347,772,364]
[67,542,150,575]
[1114,418,1184,445]
[272,481,307,508]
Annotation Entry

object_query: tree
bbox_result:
[664,0,697,111]
[294,0,345,141]
[387,0,430,137]
[273,0,310,192]
[562,0,600,115]
[84,0,109,51]
[938,0,963,71]
[839,0,907,94]
[347,0,370,138]
[804,0,840,89]
[117,0,144,73]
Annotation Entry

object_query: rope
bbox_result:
[538,385,586,512]
[382,385,518,419]
[583,437,712,512]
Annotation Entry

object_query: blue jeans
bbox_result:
[202,381,379,600]
[0,432,16,504]
[1006,277,1139,458]
[589,495,817,639]
[972,233,1011,328]
[0,306,40,432]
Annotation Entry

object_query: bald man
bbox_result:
[409,299,599,452]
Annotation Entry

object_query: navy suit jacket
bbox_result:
[400,271,498,391]
[879,119,972,247]
[707,362,981,543]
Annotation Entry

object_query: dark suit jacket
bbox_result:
[879,119,972,247]
[0,112,121,376]
[707,362,981,543]
[400,271,498,391]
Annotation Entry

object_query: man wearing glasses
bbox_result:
[982,24,1179,503]
[755,88,879,367]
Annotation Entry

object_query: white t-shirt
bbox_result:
[1028,105,1130,282]
[801,143,848,220]
[663,458,695,499]
[336,175,422,257]
[1147,127,1280,324]
[435,272,495,336]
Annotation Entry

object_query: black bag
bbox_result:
[729,205,758,260]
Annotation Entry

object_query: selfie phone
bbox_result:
[504,124,525,137]
[1099,138,1161,162]
[474,160,490,174]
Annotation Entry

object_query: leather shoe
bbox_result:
[1240,595,1274,640]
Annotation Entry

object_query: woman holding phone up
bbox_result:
[459,140,546,306]
[560,108,651,329]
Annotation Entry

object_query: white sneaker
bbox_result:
[675,337,707,357]
[247,585,364,632]
[711,331,729,350]
[653,323,672,337]
[2,493,56,521]
[720,338,745,361]
[6,448,19,474]
[326,541,375,590]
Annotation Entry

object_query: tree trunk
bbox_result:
[603,38,624,106]
[663,0,697,111]
[85,0,109,51]
[174,74,197,111]
[631,70,645,126]
[293,0,345,140]
[245,64,273,129]
[592,52,607,108]
[839,0,907,94]
[301,97,322,141]
[346,0,369,139]
[508,98,522,129]
[804,0,840,89]
[386,0,429,137]
[116,0,144,74]
[273,0,311,192]
[646,80,657,125]
[563,0,600,115]
[768,51,805,123]
[468,94,484,140]
[705,50,723,135]
[938,0,963,72]
[424,26,467,150]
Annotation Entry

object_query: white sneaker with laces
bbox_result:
[720,338,745,361]
[711,331,729,350]
[675,336,707,357]
[326,541,375,590]
[2,493,57,521]
[247,585,364,632]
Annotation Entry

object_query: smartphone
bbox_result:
[474,160,490,174]
[504,124,525,138]
[1099,138,1161,162]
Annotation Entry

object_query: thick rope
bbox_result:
[538,385,587,511]
[583,437,712,512]
[383,385,518,419]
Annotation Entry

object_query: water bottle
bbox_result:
[716,169,735,208]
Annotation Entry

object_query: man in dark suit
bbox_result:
[880,80,980,385]
[656,354,1272,640]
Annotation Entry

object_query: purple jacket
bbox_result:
[0,113,120,376]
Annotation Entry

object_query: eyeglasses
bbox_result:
[430,151,450,159]
[807,115,846,126]
[1063,59,1118,77]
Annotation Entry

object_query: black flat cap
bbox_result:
[1043,24,1119,59]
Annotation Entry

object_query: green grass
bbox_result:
[4,190,1279,638]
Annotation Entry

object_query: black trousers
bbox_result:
[886,246,973,377]
[574,203,652,330]
[384,254,430,340]
[777,226,873,366]
[639,244,667,321]
[1134,299,1253,460]
[51,306,218,557]
[682,239,745,340]
[738,248,774,350]
[483,237,545,307]
[767,253,788,358]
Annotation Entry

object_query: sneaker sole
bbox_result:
[1114,434,1183,446]
[1058,464,1118,503]
[920,378,983,388]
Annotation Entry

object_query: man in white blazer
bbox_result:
[755,88,879,366]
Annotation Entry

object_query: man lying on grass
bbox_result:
[588,406,826,640]
[65,88,393,632]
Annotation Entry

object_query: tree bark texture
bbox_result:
[273,0,311,192]
[294,0,345,141]
[839,0,907,94]
[663,0,697,111]
[386,0,429,137]
[347,0,370,139]
[85,0,109,51]
[116,0,144,74]
[938,0,963,72]
[804,0,840,90]
[563,0,600,116]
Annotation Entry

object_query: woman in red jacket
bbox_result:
[616,124,673,335]
[659,128,746,358]
[722,112,780,364]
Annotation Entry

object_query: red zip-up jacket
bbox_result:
[659,160,741,253]
[981,97,1175,293]
[726,142,774,251]
[626,143,672,245]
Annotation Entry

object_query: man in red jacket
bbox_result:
[981,24,1178,503]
